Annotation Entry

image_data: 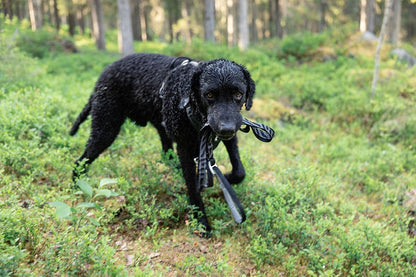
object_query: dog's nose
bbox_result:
[218,122,236,137]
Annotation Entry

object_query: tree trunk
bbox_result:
[387,0,401,46]
[360,0,367,32]
[181,0,193,42]
[371,0,394,100]
[131,0,142,41]
[89,0,106,50]
[4,0,13,19]
[77,5,86,35]
[238,0,249,49]
[227,0,235,46]
[53,0,60,31]
[28,0,43,30]
[249,0,258,43]
[319,0,327,33]
[361,0,375,33]
[67,0,76,37]
[367,0,374,32]
[117,0,134,56]
[204,0,215,42]
[274,0,282,38]
[143,1,152,41]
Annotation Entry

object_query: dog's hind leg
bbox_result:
[73,107,126,180]
[152,121,173,153]
[223,136,246,184]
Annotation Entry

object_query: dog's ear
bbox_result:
[191,64,204,93]
[241,66,255,110]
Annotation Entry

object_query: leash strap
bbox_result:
[196,124,214,193]
[209,159,246,224]
[196,118,274,224]
[240,118,275,142]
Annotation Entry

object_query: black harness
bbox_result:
[160,58,275,224]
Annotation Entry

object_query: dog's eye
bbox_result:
[234,93,243,100]
[206,92,214,99]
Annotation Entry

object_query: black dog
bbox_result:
[70,53,255,233]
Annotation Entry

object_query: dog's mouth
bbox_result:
[215,132,236,141]
[212,125,239,141]
[207,112,242,141]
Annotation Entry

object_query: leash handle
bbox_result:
[209,160,246,224]
[240,118,275,143]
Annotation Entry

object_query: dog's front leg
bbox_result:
[176,142,212,235]
[223,136,246,184]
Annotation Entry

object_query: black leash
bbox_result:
[240,118,275,142]
[196,118,275,224]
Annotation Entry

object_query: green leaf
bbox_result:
[49,201,72,218]
[77,180,93,198]
[99,178,117,188]
[94,189,119,198]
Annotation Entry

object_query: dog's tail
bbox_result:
[69,98,92,136]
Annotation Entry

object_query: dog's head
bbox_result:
[191,59,255,140]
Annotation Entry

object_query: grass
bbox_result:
[1,19,415,275]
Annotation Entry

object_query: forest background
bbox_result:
[1,0,416,276]
[3,0,416,51]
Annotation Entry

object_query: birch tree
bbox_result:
[117,0,134,56]
[238,0,249,49]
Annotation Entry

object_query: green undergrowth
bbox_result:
[1,19,415,275]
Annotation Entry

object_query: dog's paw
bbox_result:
[224,171,246,184]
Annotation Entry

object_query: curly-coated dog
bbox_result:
[70,53,255,233]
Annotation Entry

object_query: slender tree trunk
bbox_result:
[182,0,193,42]
[143,2,152,41]
[371,0,394,100]
[44,0,52,24]
[53,0,60,31]
[67,0,76,36]
[360,0,367,32]
[238,0,249,49]
[387,0,401,46]
[5,0,13,19]
[250,0,258,43]
[28,0,43,30]
[117,0,134,56]
[131,0,142,41]
[319,0,327,33]
[361,0,375,33]
[89,0,106,50]
[227,0,234,46]
[274,0,282,38]
[77,5,86,35]
[204,0,215,42]
[367,0,374,32]
[16,0,26,20]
